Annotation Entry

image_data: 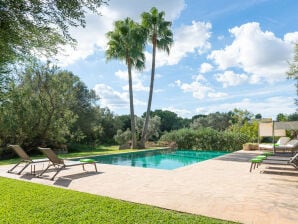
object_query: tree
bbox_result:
[106,18,147,148]
[287,43,298,106]
[0,62,80,148]
[149,110,181,132]
[135,115,161,142]
[140,7,173,146]
[190,112,231,131]
[229,108,254,125]
[0,0,106,73]
[276,113,288,122]
[255,113,262,119]
[288,112,298,121]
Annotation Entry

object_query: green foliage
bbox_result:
[0,178,234,224]
[228,121,258,143]
[0,62,80,147]
[116,114,131,131]
[288,112,298,121]
[136,115,161,141]
[229,108,254,125]
[190,112,231,131]
[276,112,298,121]
[114,116,161,145]
[114,129,132,145]
[160,128,249,151]
[276,113,288,121]
[148,109,187,132]
[0,0,106,72]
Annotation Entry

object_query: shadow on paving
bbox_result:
[261,170,298,177]
[214,151,260,162]
[53,171,104,187]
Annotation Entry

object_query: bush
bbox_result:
[160,128,249,151]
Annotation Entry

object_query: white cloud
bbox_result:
[177,74,227,100]
[180,81,213,99]
[208,22,298,83]
[93,84,129,110]
[195,97,296,118]
[215,70,249,87]
[56,0,186,66]
[207,92,228,98]
[145,21,212,69]
[162,106,192,118]
[115,70,149,92]
[94,83,146,110]
[200,62,213,73]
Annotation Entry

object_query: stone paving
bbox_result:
[0,150,297,224]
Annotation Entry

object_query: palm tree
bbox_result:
[106,18,146,148]
[140,7,173,146]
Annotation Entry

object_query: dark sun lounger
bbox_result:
[38,147,98,180]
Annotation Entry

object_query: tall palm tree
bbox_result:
[140,7,173,146]
[106,18,146,148]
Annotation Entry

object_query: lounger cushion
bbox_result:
[285,139,298,148]
[80,159,95,163]
[276,137,290,145]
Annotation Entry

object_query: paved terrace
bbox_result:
[0,150,297,224]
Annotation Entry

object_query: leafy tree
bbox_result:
[288,112,298,121]
[96,107,122,144]
[0,62,80,149]
[106,18,147,148]
[148,110,183,132]
[255,113,262,119]
[276,113,288,121]
[0,0,106,73]
[69,81,101,144]
[228,121,258,142]
[229,108,254,125]
[114,129,132,145]
[140,7,173,146]
[135,115,161,142]
[287,43,298,105]
[191,114,207,121]
[116,115,131,131]
[190,112,231,131]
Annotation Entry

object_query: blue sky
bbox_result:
[57,0,298,119]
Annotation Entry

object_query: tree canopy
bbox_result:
[0,0,106,73]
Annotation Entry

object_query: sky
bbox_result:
[58,0,298,119]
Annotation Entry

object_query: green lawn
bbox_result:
[0,177,236,224]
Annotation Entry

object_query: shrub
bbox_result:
[160,128,249,151]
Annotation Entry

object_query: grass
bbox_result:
[0,177,236,224]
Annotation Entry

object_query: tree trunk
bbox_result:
[127,60,137,149]
[141,36,157,146]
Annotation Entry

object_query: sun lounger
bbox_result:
[7,145,48,175]
[258,137,290,150]
[274,139,298,155]
[261,153,298,169]
[38,147,98,180]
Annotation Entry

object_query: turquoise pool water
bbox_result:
[75,149,228,170]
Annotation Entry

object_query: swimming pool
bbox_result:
[75,149,229,170]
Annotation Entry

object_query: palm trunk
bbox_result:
[141,37,157,146]
[127,59,137,149]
